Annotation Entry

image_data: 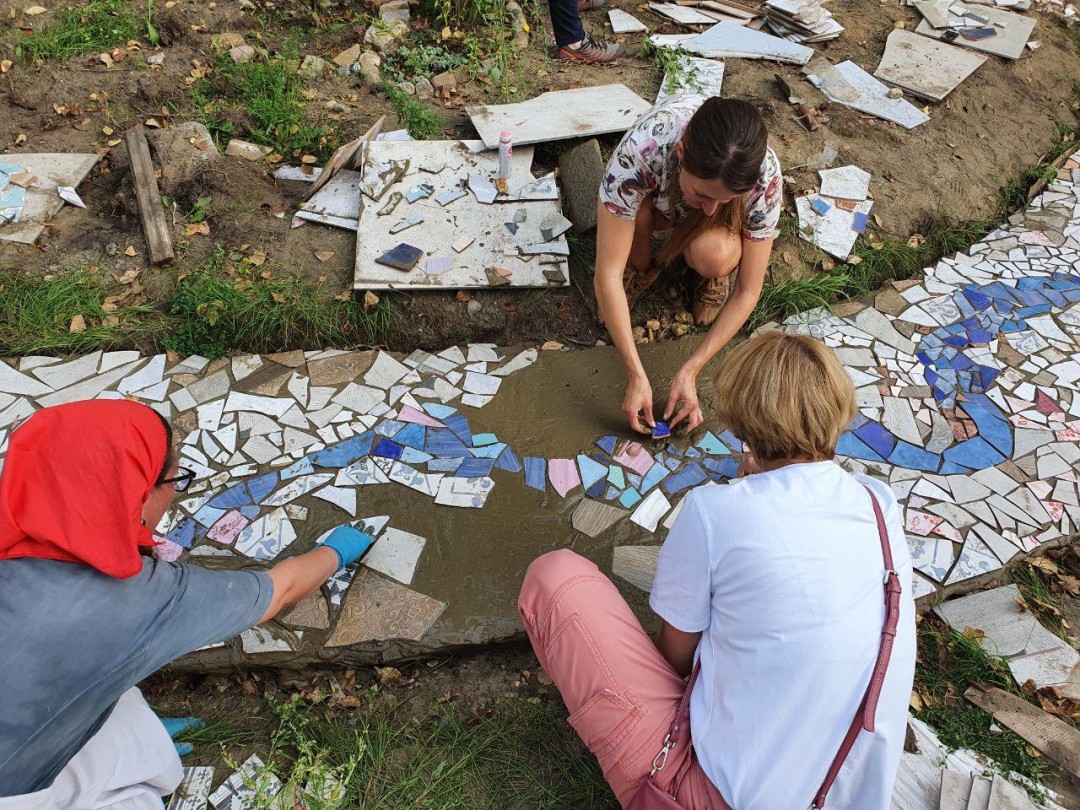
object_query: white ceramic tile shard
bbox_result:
[0,360,52,396]
[795,194,873,259]
[609,7,647,32]
[313,484,358,516]
[363,527,427,584]
[364,351,411,389]
[630,488,672,532]
[0,153,100,244]
[234,508,297,560]
[261,473,334,506]
[435,475,495,508]
[656,56,725,104]
[818,165,871,201]
[31,350,102,389]
[167,766,215,810]
[223,392,295,418]
[806,59,930,129]
[208,754,283,809]
[466,85,652,149]
[873,29,987,102]
[650,21,813,64]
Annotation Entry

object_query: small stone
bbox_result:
[105,242,118,256]
[466,299,483,316]
[325,100,347,113]
[333,43,362,67]
[432,70,457,91]
[211,32,245,52]
[887,87,903,99]
[228,44,256,64]
[414,77,435,100]
[397,80,415,96]
[146,52,165,66]
[297,54,327,78]
[379,0,409,23]
[364,21,407,52]
[357,51,381,87]
[225,139,272,161]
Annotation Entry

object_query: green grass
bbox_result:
[914,619,1050,789]
[191,53,333,159]
[1010,562,1070,640]
[18,0,143,61]
[168,690,614,809]
[381,82,445,139]
[0,251,394,359]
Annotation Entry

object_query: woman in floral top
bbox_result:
[595,95,783,435]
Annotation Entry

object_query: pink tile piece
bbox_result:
[1008,414,1032,428]
[1044,501,1065,522]
[207,510,250,545]
[153,537,184,561]
[1027,480,1053,500]
[1055,428,1080,441]
[548,458,581,498]
[425,256,453,275]
[932,522,962,543]
[397,405,445,427]
[613,440,654,476]
[905,510,943,537]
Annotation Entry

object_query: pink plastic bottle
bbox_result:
[498,130,513,180]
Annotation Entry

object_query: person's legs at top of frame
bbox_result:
[547,0,625,63]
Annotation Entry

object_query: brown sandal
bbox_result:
[623,263,661,310]
[691,275,730,326]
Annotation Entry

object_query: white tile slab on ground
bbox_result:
[806,58,930,129]
[873,29,987,102]
[650,21,813,64]
[818,165,871,201]
[353,140,569,290]
[656,56,725,104]
[0,153,100,244]
[364,526,426,584]
[795,194,873,259]
[609,7,647,32]
[167,766,214,810]
[650,2,717,25]
[915,3,1036,60]
[208,754,283,809]
[466,85,652,149]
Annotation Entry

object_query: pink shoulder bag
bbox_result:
[629,487,902,810]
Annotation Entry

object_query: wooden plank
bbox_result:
[964,685,1080,779]
[123,124,173,265]
[466,85,652,149]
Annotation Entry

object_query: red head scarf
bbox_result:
[0,399,169,578]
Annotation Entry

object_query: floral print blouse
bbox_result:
[599,94,783,241]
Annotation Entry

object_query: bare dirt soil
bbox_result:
[1,0,1079,352]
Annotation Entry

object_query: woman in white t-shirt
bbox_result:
[519,331,917,809]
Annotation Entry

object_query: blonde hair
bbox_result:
[712,332,857,463]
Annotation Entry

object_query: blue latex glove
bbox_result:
[159,716,204,757]
[322,525,376,570]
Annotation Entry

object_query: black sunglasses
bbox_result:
[158,467,196,492]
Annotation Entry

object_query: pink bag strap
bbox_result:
[812,486,902,809]
[647,661,701,782]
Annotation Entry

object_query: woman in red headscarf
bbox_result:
[0,400,374,809]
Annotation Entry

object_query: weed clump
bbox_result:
[19,0,142,61]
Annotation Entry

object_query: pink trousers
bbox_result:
[519,549,731,810]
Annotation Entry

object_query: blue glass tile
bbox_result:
[850,413,869,429]
[968,328,992,343]
[607,465,625,488]
[208,483,252,509]
[586,479,606,498]
[943,336,968,348]
[372,438,403,460]
[661,461,708,495]
[663,455,682,472]
[619,487,642,508]
[167,518,196,548]
[524,457,546,492]
[701,456,738,479]
[718,430,742,451]
[837,432,884,462]
[308,432,374,468]
[596,435,618,454]
[425,428,471,458]
[943,436,1004,469]
[193,504,225,528]
[665,443,684,458]
[577,454,609,491]
[626,473,643,489]
[1016,304,1052,318]
[280,458,315,480]
[696,431,729,456]
[421,402,457,420]
[375,419,406,438]
[444,413,473,445]
[246,472,280,503]
[428,457,463,473]
[470,443,505,459]
[854,421,896,458]
[238,504,262,520]
[961,396,1012,456]
[495,446,522,473]
[640,463,670,493]
[395,423,426,450]
[938,461,970,474]
[685,447,702,459]
[455,457,494,477]
[888,441,939,472]
[603,485,621,501]
[588,451,612,466]
[472,433,499,446]
[1016,277,1043,291]
[400,447,433,465]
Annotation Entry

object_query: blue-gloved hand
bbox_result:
[322,525,376,570]
[159,716,204,757]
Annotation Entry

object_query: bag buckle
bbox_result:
[884,568,898,584]
[649,733,675,776]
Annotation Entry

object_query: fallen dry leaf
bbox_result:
[185,222,210,236]
[101,125,113,136]
[111,269,140,284]
[248,251,267,266]
[541,340,564,351]
[69,314,86,333]
[363,290,379,309]
[314,250,334,262]
[106,138,121,147]
[0,60,12,73]
[14,134,26,145]
[24,5,47,14]
[301,154,317,165]
[124,245,136,257]
[99,52,113,68]
[455,290,471,303]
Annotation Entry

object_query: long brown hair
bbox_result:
[658,98,768,267]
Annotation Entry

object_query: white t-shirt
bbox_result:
[650,461,916,810]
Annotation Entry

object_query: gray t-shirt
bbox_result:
[0,556,273,796]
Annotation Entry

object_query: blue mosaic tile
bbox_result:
[586,478,606,498]
[603,485,621,501]
[718,430,742,452]
[495,446,522,473]
[665,443,684,458]
[608,465,625,488]
[400,447,433,465]
[470,443,505,459]
[395,423,426,450]
[619,487,642,508]
[308,433,374,468]
[701,456,738,479]
[238,504,262,520]
[962,395,1012,456]
[425,428,472,458]
[472,433,499,447]
[428,457,463,473]
[167,518,197,548]
[943,436,1004,469]
[696,431,729,456]
[640,463,670,493]
[375,419,406,438]
[837,432,885,463]
[888,441,939,472]
[661,461,708,495]
[523,457,546,492]
[455,457,495,478]
[372,438,403,460]
[938,461,970,474]
[662,455,682,472]
[853,421,896,459]
[280,458,315,480]
[596,435,618,454]
[422,403,457,420]
[577,454,608,491]
[444,413,473,445]
[626,472,643,490]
